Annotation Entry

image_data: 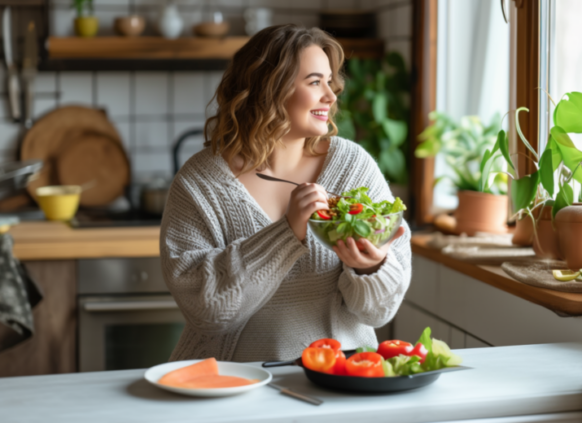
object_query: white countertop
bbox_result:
[3,343,582,423]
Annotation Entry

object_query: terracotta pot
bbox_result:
[74,17,99,38]
[114,15,145,37]
[555,203,582,270]
[512,214,534,246]
[454,191,508,236]
[532,205,562,260]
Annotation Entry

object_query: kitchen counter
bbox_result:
[2,343,582,422]
[411,234,582,316]
[9,221,160,260]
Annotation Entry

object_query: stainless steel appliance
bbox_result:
[78,257,185,372]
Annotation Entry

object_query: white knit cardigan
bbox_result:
[160,136,411,362]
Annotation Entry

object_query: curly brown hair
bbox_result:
[204,24,345,174]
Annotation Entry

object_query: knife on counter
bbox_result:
[3,6,21,122]
[22,20,37,129]
[267,382,323,406]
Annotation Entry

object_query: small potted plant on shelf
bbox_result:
[72,0,98,38]
[415,111,506,236]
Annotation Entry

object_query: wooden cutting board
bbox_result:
[57,133,130,207]
[20,106,128,206]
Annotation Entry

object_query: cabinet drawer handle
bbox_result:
[84,300,179,312]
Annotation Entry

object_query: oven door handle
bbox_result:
[83,299,179,312]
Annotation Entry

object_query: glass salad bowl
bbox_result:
[308,211,404,252]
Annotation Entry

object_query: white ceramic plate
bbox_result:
[144,360,272,397]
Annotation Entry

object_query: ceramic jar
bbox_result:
[454,191,508,236]
[114,15,146,37]
[512,213,534,246]
[555,204,582,269]
[532,205,562,260]
[157,3,183,39]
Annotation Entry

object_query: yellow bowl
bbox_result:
[36,186,82,221]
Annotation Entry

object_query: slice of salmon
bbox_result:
[158,358,219,386]
[178,375,258,389]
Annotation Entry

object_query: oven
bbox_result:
[78,257,185,372]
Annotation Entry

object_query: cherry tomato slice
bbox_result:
[410,343,428,363]
[345,352,385,377]
[301,347,336,373]
[316,210,332,220]
[377,340,414,360]
[348,203,364,215]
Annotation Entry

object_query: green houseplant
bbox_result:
[414,111,507,235]
[336,52,410,186]
[72,0,99,37]
[480,92,582,261]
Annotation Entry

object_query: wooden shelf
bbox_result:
[40,36,385,71]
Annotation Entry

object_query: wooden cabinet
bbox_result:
[0,260,77,377]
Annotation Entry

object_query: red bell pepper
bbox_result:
[309,338,346,375]
[345,352,385,377]
[377,340,414,360]
[301,347,336,374]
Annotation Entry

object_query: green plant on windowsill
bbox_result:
[335,52,410,185]
[415,111,506,195]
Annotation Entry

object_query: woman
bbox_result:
[160,24,411,362]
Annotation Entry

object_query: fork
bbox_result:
[255,173,352,198]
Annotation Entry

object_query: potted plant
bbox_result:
[480,92,582,262]
[336,52,410,201]
[414,112,507,235]
[72,0,99,38]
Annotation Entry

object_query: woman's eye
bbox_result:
[310,80,320,86]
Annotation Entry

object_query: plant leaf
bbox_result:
[382,119,408,147]
[380,148,406,183]
[550,126,582,184]
[372,92,387,123]
[538,148,555,196]
[554,92,582,134]
[353,220,372,237]
[511,172,540,213]
[497,130,514,170]
[415,140,440,158]
[553,182,574,219]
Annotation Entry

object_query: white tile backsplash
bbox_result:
[135,73,169,116]
[135,120,170,150]
[132,151,173,181]
[34,98,57,120]
[59,72,94,106]
[112,120,132,152]
[35,72,57,93]
[0,122,22,151]
[173,73,207,115]
[96,72,132,118]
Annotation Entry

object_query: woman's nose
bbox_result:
[323,86,337,104]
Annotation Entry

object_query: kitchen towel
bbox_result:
[427,232,534,265]
[0,233,42,352]
[501,259,582,293]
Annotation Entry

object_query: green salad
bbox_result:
[309,187,406,248]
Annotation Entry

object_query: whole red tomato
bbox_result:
[410,343,428,363]
[345,352,384,377]
[377,340,414,360]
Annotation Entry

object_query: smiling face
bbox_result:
[284,45,337,141]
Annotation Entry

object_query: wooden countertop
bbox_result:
[9,222,160,260]
[412,234,582,316]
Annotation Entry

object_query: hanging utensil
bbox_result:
[3,7,21,122]
[22,21,38,129]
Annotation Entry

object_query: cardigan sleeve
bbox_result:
[160,176,309,335]
[336,150,412,328]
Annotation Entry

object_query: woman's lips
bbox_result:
[310,111,328,121]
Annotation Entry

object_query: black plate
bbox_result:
[262,352,470,394]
